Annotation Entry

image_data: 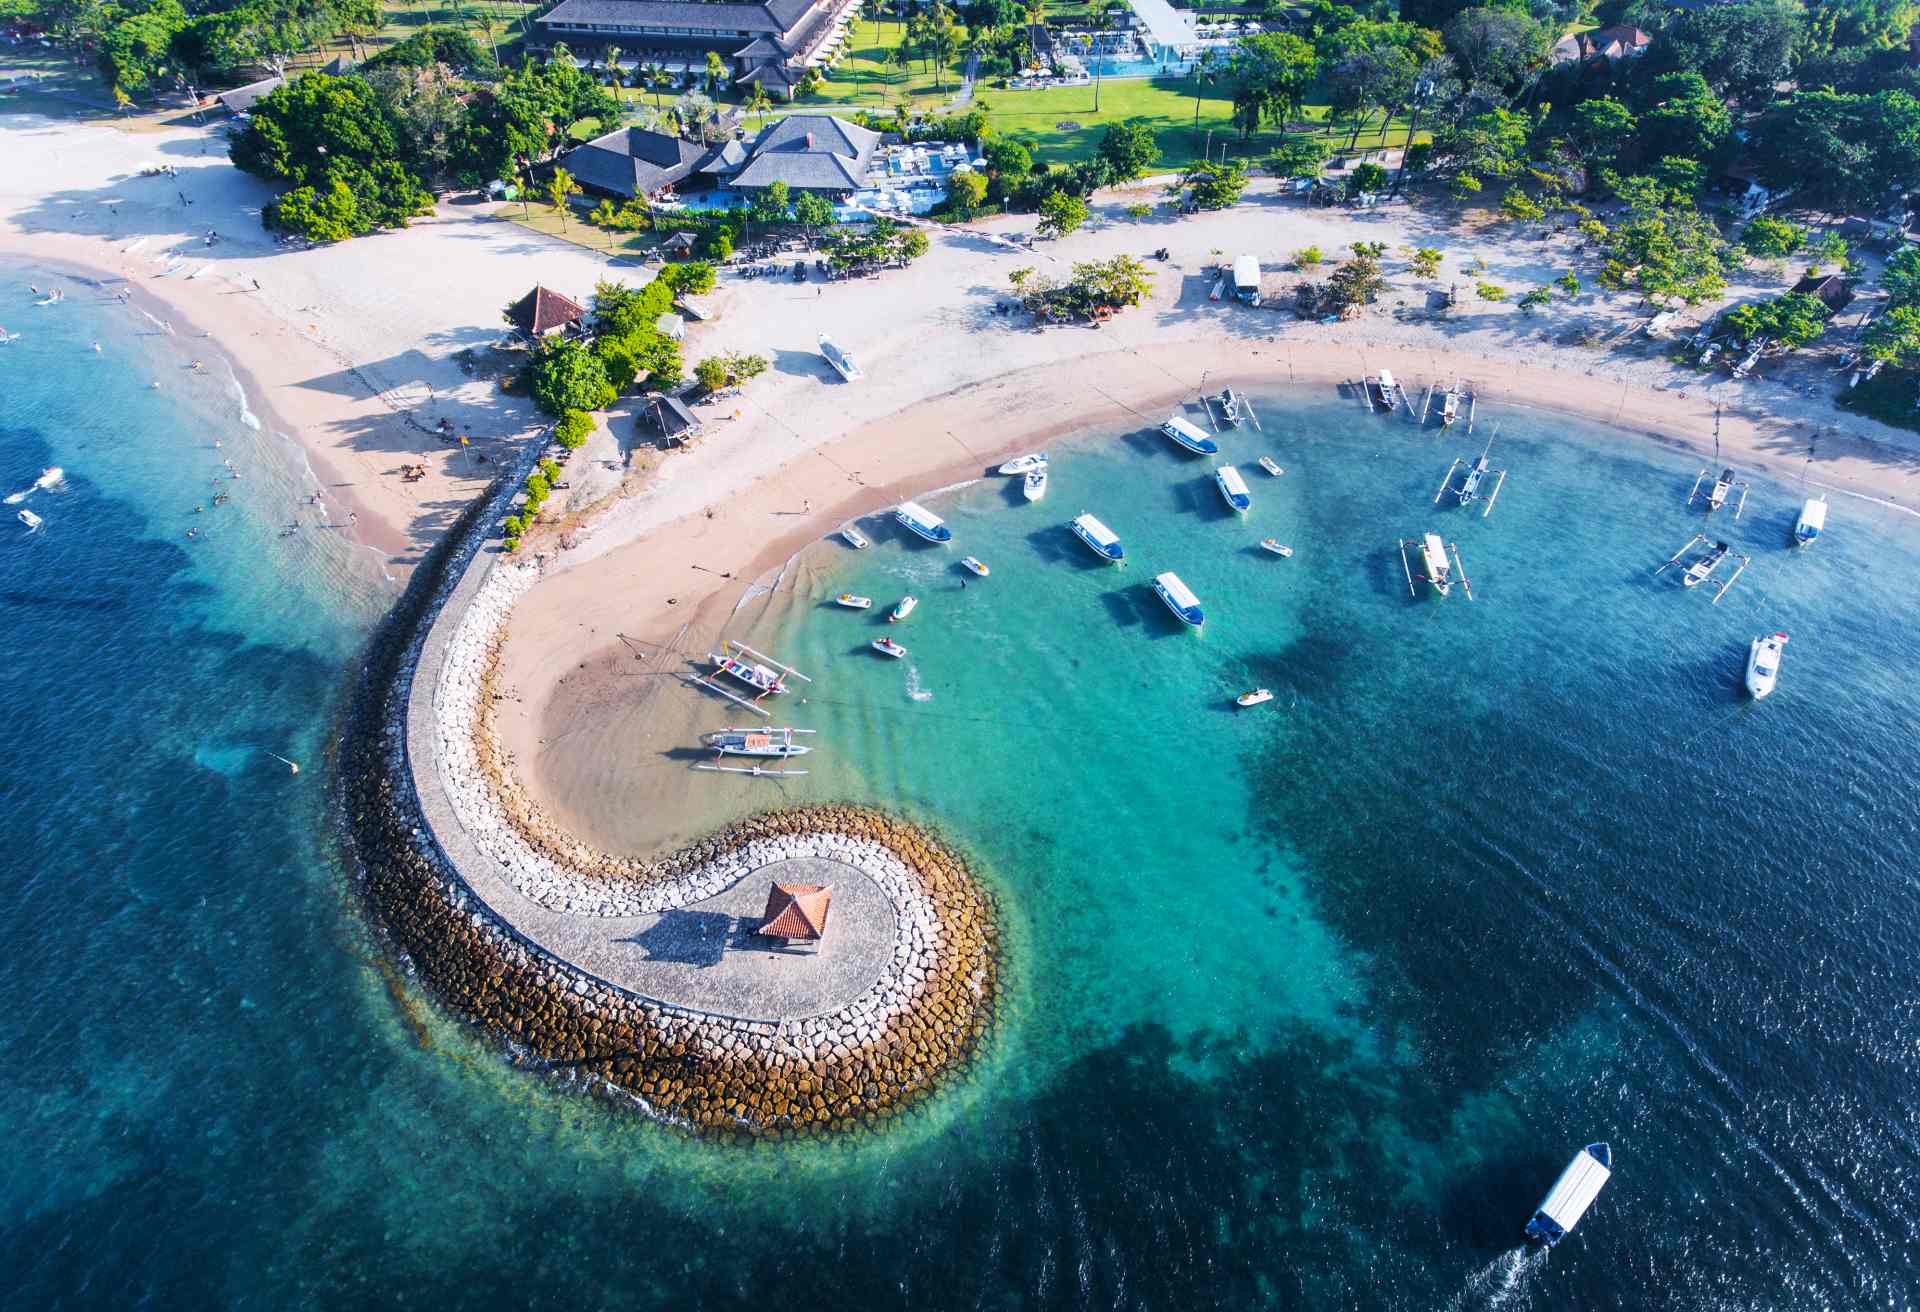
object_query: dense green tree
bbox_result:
[1751,89,1920,214]
[1862,303,1920,365]
[1169,158,1248,210]
[1639,73,1731,163]
[1037,190,1088,238]
[1803,0,1918,54]
[1227,32,1320,134]
[1596,183,1734,305]
[232,72,405,187]
[1269,132,1331,180]
[1882,244,1920,307]
[1323,44,1417,147]
[1722,292,1832,348]
[1442,8,1549,97]
[1567,96,1636,166]
[1740,215,1806,258]
[97,0,186,95]
[1641,0,1802,104]
[1427,106,1530,190]
[263,177,359,241]
[1096,119,1157,180]
[792,190,838,232]
[361,26,489,73]
[946,168,989,215]
[528,335,616,415]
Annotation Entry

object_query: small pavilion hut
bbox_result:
[757,883,832,950]
[648,394,703,446]
[505,285,586,339]
[662,231,698,259]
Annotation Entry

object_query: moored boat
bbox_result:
[1524,1143,1613,1248]
[1682,540,1731,588]
[1795,495,1827,546]
[1214,387,1244,427]
[1369,369,1403,411]
[840,525,871,550]
[960,555,990,577]
[1070,512,1125,563]
[894,500,952,543]
[889,595,918,622]
[1260,538,1293,557]
[1258,456,1283,476]
[998,452,1048,475]
[1235,688,1273,707]
[705,726,813,758]
[1023,467,1048,502]
[1160,415,1219,455]
[834,592,873,609]
[870,636,907,658]
[1215,464,1252,514]
[1153,571,1205,628]
[712,650,790,695]
[1746,630,1788,699]
[18,508,43,530]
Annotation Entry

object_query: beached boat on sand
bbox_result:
[998,452,1048,475]
[834,593,873,609]
[1368,370,1403,411]
[712,650,790,695]
[894,501,952,543]
[871,636,907,658]
[1215,464,1251,514]
[818,334,863,382]
[889,595,918,622]
[1024,467,1048,502]
[840,525,870,550]
[1154,571,1205,628]
[1746,631,1788,699]
[1070,512,1125,563]
[1160,415,1219,455]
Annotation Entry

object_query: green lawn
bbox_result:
[797,18,968,110]
[978,75,1427,171]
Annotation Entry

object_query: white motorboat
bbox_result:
[960,555,990,577]
[712,650,790,695]
[1235,688,1273,707]
[1023,467,1048,502]
[1070,512,1125,563]
[18,508,43,530]
[1215,464,1251,514]
[1160,415,1219,455]
[1524,1143,1613,1248]
[818,333,863,382]
[834,592,873,609]
[1795,495,1827,546]
[870,636,907,658]
[1258,456,1283,476]
[4,466,64,505]
[894,501,952,543]
[840,525,871,550]
[1260,538,1293,557]
[1153,571,1205,628]
[889,595,918,622]
[998,452,1048,475]
[1746,631,1788,699]
[705,726,813,757]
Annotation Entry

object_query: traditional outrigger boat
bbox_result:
[1688,465,1749,517]
[1153,571,1205,628]
[1070,512,1125,563]
[1746,631,1788,699]
[889,595,918,622]
[998,452,1048,475]
[894,501,952,543]
[1432,437,1507,517]
[1654,533,1750,603]
[705,726,814,757]
[834,592,873,609]
[871,636,907,658]
[1212,387,1245,427]
[1367,369,1404,412]
[1398,532,1473,599]
[1023,467,1048,502]
[1160,415,1219,455]
[711,649,791,695]
[1214,464,1252,514]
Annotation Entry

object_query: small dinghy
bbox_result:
[1258,456,1284,476]
[840,525,870,550]
[871,636,907,658]
[18,508,43,530]
[961,556,990,577]
[1260,538,1293,557]
[1235,688,1273,707]
[1023,467,1048,502]
[889,595,918,622]
[998,452,1048,476]
[1746,631,1788,699]
[834,593,873,610]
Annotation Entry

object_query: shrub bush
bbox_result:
[554,409,593,448]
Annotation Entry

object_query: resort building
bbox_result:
[729,113,881,194]
[560,124,745,200]
[533,0,862,98]
[1549,24,1652,66]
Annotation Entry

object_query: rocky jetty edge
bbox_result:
[337,472,1002,1140]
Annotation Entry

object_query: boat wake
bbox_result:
[1446,1248,1547,1312]
[904,665,934,702]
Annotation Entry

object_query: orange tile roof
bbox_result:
[759,882,832,940]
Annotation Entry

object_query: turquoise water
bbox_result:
[6,256,1920,1310]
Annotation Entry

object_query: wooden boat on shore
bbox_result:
[705,726,814,757]
[712,650,791,695]
[1070,512,1125,563]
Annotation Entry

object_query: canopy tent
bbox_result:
[1125,0,1196,54]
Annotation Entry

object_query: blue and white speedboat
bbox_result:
[1070,512,1125,564]
[1153,571,1205,628]
[1160,415,1219,456]
[1214,464,1251,514]
[1795,495,1826,546]
[893,500,952,543]
[1524,1143,1613,1247]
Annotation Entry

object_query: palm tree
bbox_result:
[604,44,623,87]
[704,50,726,96]
[545,167,580,229]
[889,33,914,85]
[645,63,670,108]
[744,83,773,128]
[1191,49,1220,129]
[928,3,957,93]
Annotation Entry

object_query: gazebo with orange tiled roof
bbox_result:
[758,882,832,948]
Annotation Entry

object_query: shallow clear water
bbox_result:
[6,258,1920,1311]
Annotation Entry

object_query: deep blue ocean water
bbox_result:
[5,257,1920,1310]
